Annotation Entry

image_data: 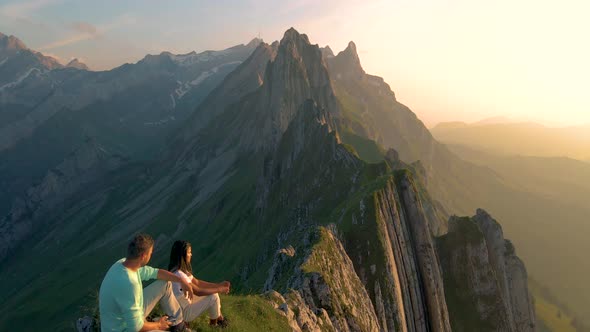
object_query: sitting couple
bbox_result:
[99,234,229,332]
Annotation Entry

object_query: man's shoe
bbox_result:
[170,321,194,332]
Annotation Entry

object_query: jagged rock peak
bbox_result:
[328,40,364,78]
[281,27,311,46]
[473,208,505,239]
[247,41,277,69]
[340,41,361,65]
[475,208,492,220]
[0,32,28,50]
[246,37,264,48]
[66,58,89,70]
[321,46,334,58]
[346,41,357,54]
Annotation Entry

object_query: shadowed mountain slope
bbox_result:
[0,35,260,216]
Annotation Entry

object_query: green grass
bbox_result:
[148,294,290,332]
[188,295,290,332]
[340,131,385,163]
[534,298,576,332]
[529,280,577,332]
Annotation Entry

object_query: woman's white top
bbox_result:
[172,270,194,298]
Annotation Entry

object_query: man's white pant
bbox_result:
[176,293,221,321]
[142,280,184,330]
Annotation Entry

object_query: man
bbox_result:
[99,233,193,332]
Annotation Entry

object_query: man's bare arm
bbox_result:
[157,269,193,298]
[139,316,171,331]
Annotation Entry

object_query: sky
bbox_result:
[1,0,589,128]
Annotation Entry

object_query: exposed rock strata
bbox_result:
[437,210,536,332]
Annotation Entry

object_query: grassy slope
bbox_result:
[340,131,385,163]
[528,279,577,332]
[188,295,290,332]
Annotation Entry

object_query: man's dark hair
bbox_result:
[127,233,154,259]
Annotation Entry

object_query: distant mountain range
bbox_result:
[0,33,261,216]
[431,120,590,161]
[0,28,560,331]
[0,32,88,85]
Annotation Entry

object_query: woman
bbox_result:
[168,240,230,327]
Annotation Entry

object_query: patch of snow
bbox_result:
[168,61,243,106]
[189,71,213,86]
[174,82,191,99]
[144,116,176,126]
[189,61,241,87]
[0,67,43,91]
[170,94,176,109]
[168,48,239,66]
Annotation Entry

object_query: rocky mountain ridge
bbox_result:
[0,28,536,332]
[0,32,63,87]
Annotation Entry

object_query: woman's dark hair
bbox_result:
[168,240,193,275]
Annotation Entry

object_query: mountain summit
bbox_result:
[327,41,364,79]
[0,32,28,51]
[66,58,89,70]
[0,31,63,87]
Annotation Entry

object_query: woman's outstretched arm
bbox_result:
[190,277,230,296]
[193,278,230,288]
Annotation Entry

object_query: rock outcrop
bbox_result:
[473,209,536,332]
[266,227,380,332]
[437,210,536,331]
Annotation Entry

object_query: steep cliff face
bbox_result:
[178,42,276,140]
[259,96,451,331]
[331,170,450,332]
[473,209,536,332]
[232,28,341,151]
[437,211,536,332]
[289,228,381,332]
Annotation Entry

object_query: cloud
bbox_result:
[38,22,101,51]
[39,15,136,51]
[38,33,96,50]
[71,22,99,38]
[0,0,63,19]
